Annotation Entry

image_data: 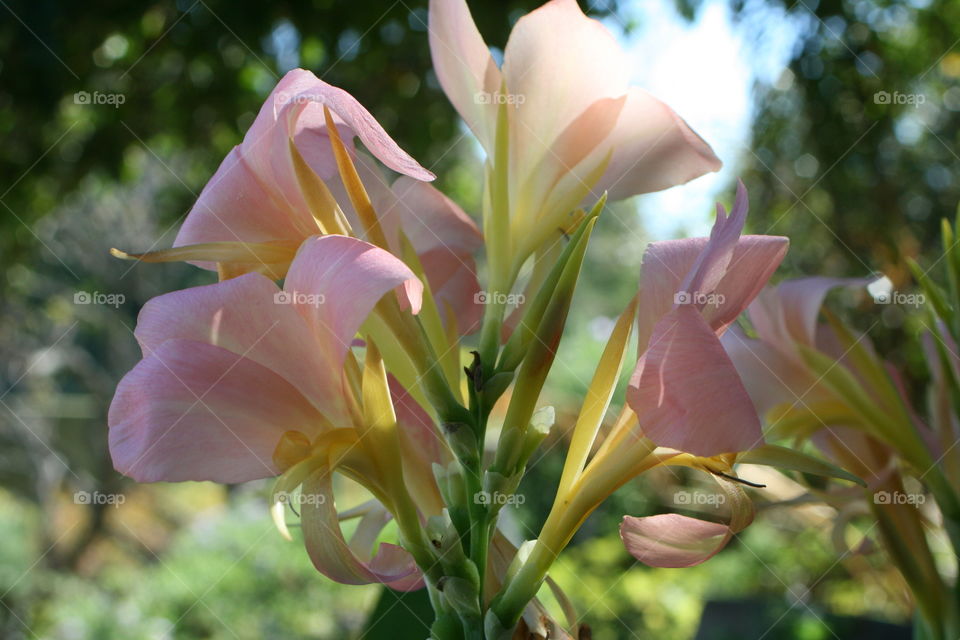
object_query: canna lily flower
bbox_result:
[718,277,936,468]
[721,279,960,629]
[489,184,858,630]
[115,68,482,333]
[109,234,447,588]
[429,0,722,286]
[625,180,788,457]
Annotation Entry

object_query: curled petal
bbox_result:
[750,277,869,348]
[109,340,323,483]
[637,234,787,348]
[283,235,424,374]
[249,68,433,182]
[620,475,753,568]
[620,513,732,568]
[591,88,721,201]
[628,306,763,456]
[678,180,749,298]
[302,466,423,590]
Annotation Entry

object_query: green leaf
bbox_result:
[908,257,952,326]
[498,198,605,372]
[739,444,865,486]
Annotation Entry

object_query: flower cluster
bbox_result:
[108,1,875,639]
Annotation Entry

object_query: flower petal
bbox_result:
[620,476,753,568]
[390,377,448,517]
[700,236,788,334]
[283,235,424,376]
[636,234,788,350]
[678,180,750,297]
[301,466,423,590]
[108,339,323,483]
[751,277,868,348]
[174,147,316,264]
[591,88,721,201]
[418,248,482,334]
[249,68,434,182]
[620,513,732,568]
[720,326,810,415]
[385,176,483,332]
[428,0,502,150]
[502,0,628,181]
[134,272,346,422]
[628,305,763,456]
[385,176,482,256]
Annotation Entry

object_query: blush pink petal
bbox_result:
[621,476,752,568]
[502,0,628,180]
[384,176,483,332]
[248,68,433,182]
[175,69,435,271]
[173,147,314,259]
[751,277,869,348]
[109,339,323,484]
[591,88,721,202]
[419,248,482,334]
[428,0,502,150]
[628,306,763,456]
[385,176,482,256]
[301,467,424,590]
[720,326,810,416]
[620,514,733,568]
[332,162,482,333]
[635,234,787,352]
[522,96,626,220]
[283,235,423,372]
[699,236,789,334]
[133,272,344,421]
[679,180,749,297]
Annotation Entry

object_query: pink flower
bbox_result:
[610,183,787,568]
[109,235,446,589]
[626,181,789,457]
[127,69,482,333]
[429,0,722,268]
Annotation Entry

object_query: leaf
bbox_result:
[499,201,604,372]
[739,443,865,486]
